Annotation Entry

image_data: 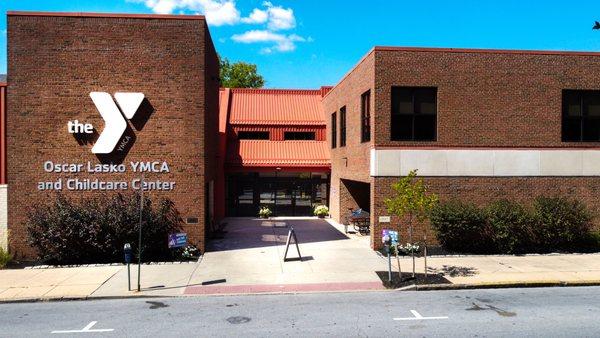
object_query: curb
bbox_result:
[0,294,176,304]
[3,280,600,303]
[399,280,600,291]
[0,288,390,304]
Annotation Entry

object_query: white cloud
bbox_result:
[136,0,240,26]
[264,2,295,31]
[241,1,295,31]
[231,29,308,52]
[241,8,268,24]
[134,0,306,53]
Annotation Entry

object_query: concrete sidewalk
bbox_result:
[1,217,600,302]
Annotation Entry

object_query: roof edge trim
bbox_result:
[373,46,600,57]
[229,88,323,95]
[7,11,206,20]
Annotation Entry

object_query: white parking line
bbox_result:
[394,310,449,321]
[51,321,114,334]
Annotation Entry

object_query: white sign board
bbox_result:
[379,216,391,223]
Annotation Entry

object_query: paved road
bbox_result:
[1,287,599,337]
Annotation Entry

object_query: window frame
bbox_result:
[237,131,270,140]
[283,131,316,141]
[562,89,600,142]
[331,112,337,149]
[361,90,371,143]
[340,106,347,147]
[390,86,438,142]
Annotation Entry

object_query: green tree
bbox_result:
[384,170,438,278]
[220,57,265,88]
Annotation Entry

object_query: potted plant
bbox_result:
[313,205,329,218]
[398,242,420,256]
[258,206,272,219]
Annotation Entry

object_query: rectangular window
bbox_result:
[361,90,371,142]
[340,106,347,147]
[562,90,600,142]
[284,131,316,140]
[238,131,269,140]
[391,87,437,141]
[331,112,337,148]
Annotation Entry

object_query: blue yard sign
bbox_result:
[382,229,399,246]
[168,232,188,248]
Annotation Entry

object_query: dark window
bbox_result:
[391,87,437,141]
[331,112,337,148]
[340,106,346,147]
[284,131,316,140]
[361,90,371,142]
[238,131,269,140]
[562,90,600,142]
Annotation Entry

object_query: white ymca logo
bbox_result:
[68,92,145,154]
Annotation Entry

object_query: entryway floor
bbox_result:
[187,217,387,287]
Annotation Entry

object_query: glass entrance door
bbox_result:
[226,172,329,217]
[293,182,313,216]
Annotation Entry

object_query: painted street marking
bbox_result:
[51,321,114,334]
[394,310,449,321]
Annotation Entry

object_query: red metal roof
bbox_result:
[226,140,330,167]
[227,88,325,125]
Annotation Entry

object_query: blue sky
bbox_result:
[0,0,599,88]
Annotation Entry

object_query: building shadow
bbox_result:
[72,127,99,145]
[428,265,479,277]
[207,218,350,252]
[130,98,154,131]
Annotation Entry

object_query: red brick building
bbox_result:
[1,12,600,258]
[324,47,600,249]
[5,12,219,258]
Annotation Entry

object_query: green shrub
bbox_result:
[486,200,534,254]
[432,196,597,254]
[579,231,600,252]
[27,193,182,265]
[430,201,492,253]
[0,247,12,269]
[532,196,593,252]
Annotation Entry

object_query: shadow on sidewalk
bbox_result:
[208,218,350,252]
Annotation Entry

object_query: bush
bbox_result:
[27,193,182,265]
[532,196,593,252]
[431,196,596,254]
[0,247,12,269]
[430,201,492,254]
[486,200,534,254]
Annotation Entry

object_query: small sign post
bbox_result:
[383,229,399,283]
[168,232,188,249]
[283,226,302,262]
[137,173,144,292]
[124,243,132,291]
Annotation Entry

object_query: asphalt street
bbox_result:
[1,286,600,337]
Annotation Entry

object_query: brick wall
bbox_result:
[7,13,219,258]
[327,47,600,250]
[373,48,600,148]
[322,51,375,223]
[372,176,600,249]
